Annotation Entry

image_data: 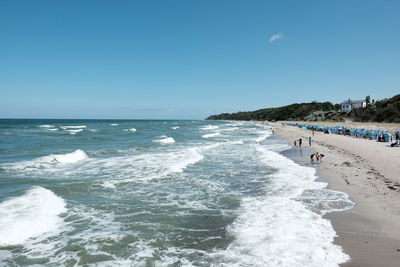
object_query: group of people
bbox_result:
[294,138,302,147]
[293,136,323,163]
[310,152,324,163]
[292,133,323,163]
[294,137,313,147]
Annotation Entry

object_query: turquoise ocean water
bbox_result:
[0,119,353,266]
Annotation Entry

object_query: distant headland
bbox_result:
[206,94,400,123]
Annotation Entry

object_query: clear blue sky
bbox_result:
[1,0,399,119]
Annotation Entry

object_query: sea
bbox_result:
[0,119,354,267]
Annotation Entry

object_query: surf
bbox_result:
[0,187,66,246]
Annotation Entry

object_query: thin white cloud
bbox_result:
[269,33,283,43]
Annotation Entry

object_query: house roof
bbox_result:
[341,99,365,104]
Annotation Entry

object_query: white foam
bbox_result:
[3,149,89,173]
[38,125,58,131]
[200,125,219,130]
[86,145,207,185]
[110,123,119,126]
[36,149,88,165]
[4,204,124,265]
[2,144,208,183]
[171,126,179,130]
[212,196,349,266]
[67,129,83,135]
[227,140,244,145]
[51,149,88,164]
[60,125,87,129]
[167,147,204,173]
[201,132,221,138]
[221,127,239,132]
[123,128,137,132]
[297,189,354,215]
[102,181,116,189]
[0,186,66,246]
[255,132,271,143]
[38,124,54,128]
[153,136,175,144]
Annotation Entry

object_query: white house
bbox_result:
[341,99,367,112]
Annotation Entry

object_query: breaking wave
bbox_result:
[0,187,66,246]
[153,136,175,144]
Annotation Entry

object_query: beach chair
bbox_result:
[383,133,392,142]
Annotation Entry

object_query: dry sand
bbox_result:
[273,123,400,267]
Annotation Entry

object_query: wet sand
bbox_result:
[273,123,400,266]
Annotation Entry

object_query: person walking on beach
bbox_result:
[298,138,302,148]
[308,136,312,146]
[294,140,297,146]
[312,128,315,136]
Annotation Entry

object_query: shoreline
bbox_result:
[271,122,400,266]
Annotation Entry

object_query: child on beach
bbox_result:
[294,140,297,146]
[298,138,302,148]
[308,136,312,146]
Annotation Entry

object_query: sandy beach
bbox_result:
[273,122,400,266]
